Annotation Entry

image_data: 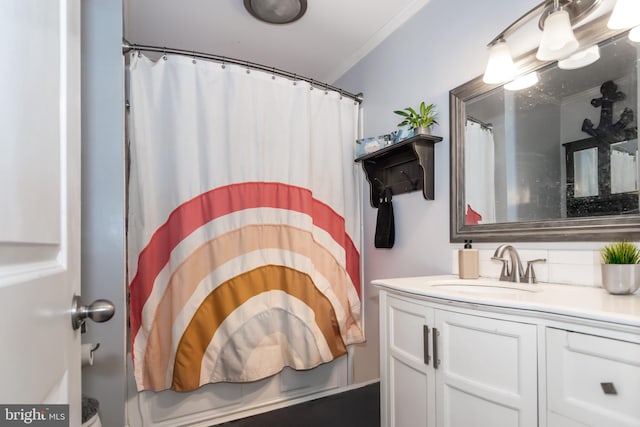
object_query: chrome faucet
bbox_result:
[492,244,547,283]
[492,244,525,283]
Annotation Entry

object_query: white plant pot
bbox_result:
[601,264,640,295]
[413,126,431,136]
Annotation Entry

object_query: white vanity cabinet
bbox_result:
[546,328,640,427]
[380,291,538,427]
[381,294,435,427]
[376,275,640,427]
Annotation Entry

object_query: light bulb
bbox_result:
[608,0,640,29]
[483,41,516,84]
[536,9,579,61]
[558,45,600,69]
[504,72,539,91]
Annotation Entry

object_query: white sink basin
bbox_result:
[429,282,539,295]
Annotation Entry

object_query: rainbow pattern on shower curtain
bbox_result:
[128,182,362,392]
[127,53,363,392]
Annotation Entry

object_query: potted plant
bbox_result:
[600,241,640,294]
[394,102,439,136]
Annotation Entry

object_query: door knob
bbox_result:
[71,295,115,330]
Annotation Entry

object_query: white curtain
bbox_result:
[465,121,496,223]
[127,52,363,392]
[611,148,638,194]
[574,147,598,197]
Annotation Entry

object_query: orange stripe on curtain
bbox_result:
[169,265,346,392]
[140,223,358,391]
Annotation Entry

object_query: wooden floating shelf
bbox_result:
[355,134,443,208]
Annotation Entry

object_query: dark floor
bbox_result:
[217,382,380,427]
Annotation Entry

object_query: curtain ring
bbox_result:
[221,56,226,69]
[309,79,314,90]
[293,74,297,86]
[339,89,343,100]
[246,61,251,74]
[192,50,196,64]
[272,67,276,80]
[162,47,167,61]
[324,82,329,95]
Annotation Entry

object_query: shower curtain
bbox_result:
[573,148,598,197]
[127,52,364,392]
[611,148,638,194]
[465,121,496,224]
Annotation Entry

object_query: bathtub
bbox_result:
[125,352,352,426]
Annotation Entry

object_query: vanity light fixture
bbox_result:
[607,0,640,43]
[243,0,307,25]
[482,0,600,84]
[536,4,579,61]
[483,40,517,84]
[607,0,640,30]
[557,45,600,69]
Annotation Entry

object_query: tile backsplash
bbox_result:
[451,248,604,287]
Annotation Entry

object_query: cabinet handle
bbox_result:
[433,327,440,369]
[423,325,430,365]
[600,382,617,395]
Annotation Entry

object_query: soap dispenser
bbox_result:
[458,240,479,279]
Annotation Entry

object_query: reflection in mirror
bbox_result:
[465,33,638,224]
[451,20,640,242]
[574,147,598,197]
[564,134,639,218]
[464,119,496,224]
[610,139,638,194]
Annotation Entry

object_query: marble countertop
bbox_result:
[372,275,640,328]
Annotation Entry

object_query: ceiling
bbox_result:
[123,0,430,84]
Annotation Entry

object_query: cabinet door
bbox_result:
[434,310,538,427]
[546,328,640,427]
[381,293,436,427]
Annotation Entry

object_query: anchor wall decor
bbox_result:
[581,80,636,140]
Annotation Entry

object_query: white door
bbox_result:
[0,0,82,425]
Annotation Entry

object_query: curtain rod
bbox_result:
[122,41,363,104]
[466,115,493,130]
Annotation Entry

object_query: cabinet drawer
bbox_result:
[546,328,640,427]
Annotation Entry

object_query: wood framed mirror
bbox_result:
[450,15,640,242]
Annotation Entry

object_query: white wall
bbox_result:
[335,0,621,385]
[81,1,126,426]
